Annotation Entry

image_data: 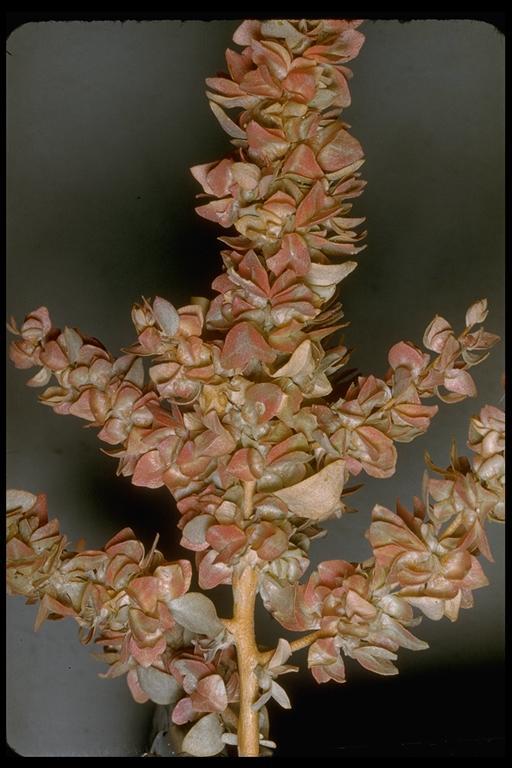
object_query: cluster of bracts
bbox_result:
[6,400,504,749]
[7,294,501,596]
[6,18,504,757]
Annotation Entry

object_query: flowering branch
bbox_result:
[262,402,505,683]
[6,17,504,758]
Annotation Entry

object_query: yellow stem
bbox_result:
[225,482,326,756]
[259,629,324,665]
[231,564,261,757]
[288,629,324,654]
[242,479,256,519]
[220,480,261,757]
[440,511,464,539]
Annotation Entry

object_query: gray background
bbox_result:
[6,19,505,756]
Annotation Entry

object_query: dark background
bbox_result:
[6,18,505,756]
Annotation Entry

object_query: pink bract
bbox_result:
[6,18,504,758]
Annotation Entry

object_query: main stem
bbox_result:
[231,564,261,757]
[227,481,325,756]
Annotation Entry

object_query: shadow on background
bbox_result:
[6,663,505,757]
[271,662,505,757]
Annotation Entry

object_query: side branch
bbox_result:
[259,630,324,666]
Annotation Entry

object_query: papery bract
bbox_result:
[6,16,504,759]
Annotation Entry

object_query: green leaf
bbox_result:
[169,592,224,637]
[137,665,181,706]
[182,713,225,757]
